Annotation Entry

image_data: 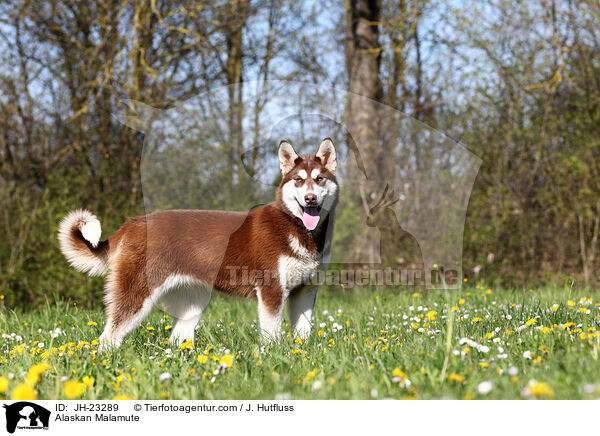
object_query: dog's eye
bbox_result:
[316,175,324,182]
[294,177,303,182]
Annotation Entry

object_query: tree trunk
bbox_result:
[344,0,385,189]
[226,0,247,197]
[345,0,390,263]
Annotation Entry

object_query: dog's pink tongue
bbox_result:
[302,207,320,230]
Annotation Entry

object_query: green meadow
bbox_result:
[1,284,599,400]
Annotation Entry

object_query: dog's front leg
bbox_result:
[256,287,284,342]
[288,285,318,340]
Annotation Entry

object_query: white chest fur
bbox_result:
[278,235,319,293]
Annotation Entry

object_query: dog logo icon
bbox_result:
[2,402,50,433]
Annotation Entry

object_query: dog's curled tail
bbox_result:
[58,209,108,276]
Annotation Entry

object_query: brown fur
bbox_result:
[62,142,338,345]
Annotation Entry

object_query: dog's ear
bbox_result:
[278,140,299,175]
[316,137,337,172]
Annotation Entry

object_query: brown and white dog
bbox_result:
[58,138,338,351]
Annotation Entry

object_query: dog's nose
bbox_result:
[304,193,317,205]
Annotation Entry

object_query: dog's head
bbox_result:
[277,138,339,230]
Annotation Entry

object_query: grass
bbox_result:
[0,284,599,400]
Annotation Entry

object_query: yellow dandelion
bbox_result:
[472,317,483,323]
[63,381,87,399]
[87,321,97,326]
[26,363,51,386]
[11,383,37,400]
[219,354,233,367]
[0,376,8,394]
[197,355,208,364]
[82,376,95,388]
[392,368,408,379]
[113,395,133,400]
[425,310,437,321]
[463,392,476,400]
[179,340,194,351]
[448,373,465,383]
[295,337,303,344]
[305,369,318,381]
[525,318,537,326]
[290,349,307,355]
[528,381,554,399]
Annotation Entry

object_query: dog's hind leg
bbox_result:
[99,270,154,353]
[156,282,212,347]
[99,301,153,352]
